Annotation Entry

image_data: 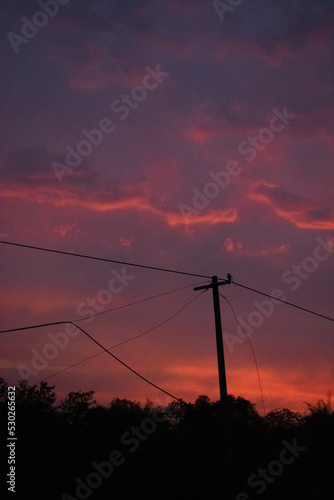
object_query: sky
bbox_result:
[0,0,333,414]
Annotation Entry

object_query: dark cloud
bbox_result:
[215,0,334,48]
[2,147,55,179]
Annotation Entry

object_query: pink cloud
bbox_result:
[185,127,215,143]
[54,224,78,237]
[248,182,334,230]
[223,237,289,257]
[226,364,333,413]
[1,287,81,315]
[0,184,237,229]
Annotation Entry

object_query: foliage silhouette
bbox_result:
[0,378,333,500]
[59,390,96,424]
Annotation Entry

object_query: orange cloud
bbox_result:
[1,287,81,315]
[167,363,217,379]
[227,364,333,413]
[249,182,334,230]
[224,237,243,253]
[54,224,78,237]
[167,209,237,227]
[163,361,220,398]
[223,237,289,257]
[0,185,237,228]
[119,237,133,248]
[185,127,214,143]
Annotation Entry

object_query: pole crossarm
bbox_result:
[194,273,232,291]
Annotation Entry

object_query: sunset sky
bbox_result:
[1,0,333,414]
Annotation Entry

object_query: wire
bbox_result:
[69,322,182,401]
[0,282,208,335]
[74,281,209,323]
[0,240,212,279]
[3,240,332,322]
[0,321,69,335]
[41,290,207,383]
[0,289,206,400]
[232,280,334,323]
[2,240,333,323]
[6,318,181,401]
[72,321,184,401]
[219,292,266,416]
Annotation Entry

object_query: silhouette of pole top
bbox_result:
[194,274,232,291]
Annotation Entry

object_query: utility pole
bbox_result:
[194,274,231,402]
[194,274,233,498]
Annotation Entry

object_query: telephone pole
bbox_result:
[194,274,234,498]
[194,274,231,402]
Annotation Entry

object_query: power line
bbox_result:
[8,319,181,401]
[232,280,334,323]
[0,282,207,335]
[68,322,182,401]
[0,320,68,335]
[74,281,208,323]
[41,290,206,383]
[219,292,266,417]
[0,289,206,399]
[0,240,211,279]
[2,240,332,323]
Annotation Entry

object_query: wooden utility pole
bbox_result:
[194,274,231,402]
[194,274,233,498]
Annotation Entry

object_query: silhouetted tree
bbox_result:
[59,389,96,424]
[304,391,333,417]
[265,407,304,429]
[16,379,57,411]
[0,378,333,500]
[0,377,8,404]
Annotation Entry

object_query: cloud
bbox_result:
[161,360,219,398]
[54,224,79,237]
[0,183,237,229]
[1,287,81,315]
[227,363,333,413]
[1,0,333,417]
[1,148,59,182]
[249,182,334,230]
[223,237,289,258]
[214,0,334,55]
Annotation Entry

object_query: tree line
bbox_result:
[0,378,333,499]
